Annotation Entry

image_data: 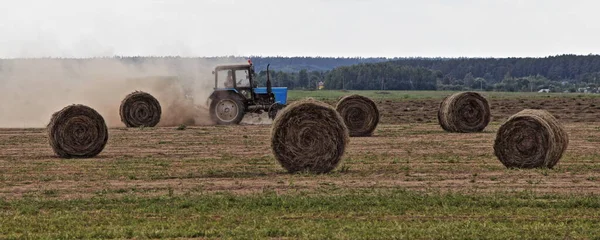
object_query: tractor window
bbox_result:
[218,70,234,88]
[235,70,251,88]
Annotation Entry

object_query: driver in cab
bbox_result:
[224,71,234,88]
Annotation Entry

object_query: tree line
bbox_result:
[248,56,392,72]
[387,54,600,83]
[5,55,600,92]
[255,62,439,91]
[255,54,600,92]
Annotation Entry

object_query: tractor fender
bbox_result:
[209,90,242,101]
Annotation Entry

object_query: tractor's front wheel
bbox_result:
[210,95,245,125]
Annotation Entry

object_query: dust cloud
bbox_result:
[0,57,248,128]
[240,113,274,125]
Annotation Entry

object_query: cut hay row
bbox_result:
[270,98,349,174]
[119,91,162,127]
[335,94,380,137]
[437,91,491,133]
[494,109,569,169]
[47,104,108,158]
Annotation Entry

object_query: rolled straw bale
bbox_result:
[335,94,380,137]
[271,98,349,174]
[494,109,568,169]
[119,91,161,127]
[437,91,491,132]
[47,104,108,158]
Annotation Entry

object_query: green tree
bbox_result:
[472,77,486,90]
[516,78,531,92]
[308,71,322,90]
[298,69,309,89]
[463,72,475,89]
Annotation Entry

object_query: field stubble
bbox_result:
[2,94,600,238]
[1,119,600,199]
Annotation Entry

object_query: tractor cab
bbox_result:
[208,60,288,125]
[213,63,257,98]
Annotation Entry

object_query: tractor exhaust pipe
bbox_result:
[266,64,272,96]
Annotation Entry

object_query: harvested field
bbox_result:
[310,95,600,124]
[2,122,600,199]
[3,93,600,238]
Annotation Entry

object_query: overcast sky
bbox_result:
[0,0,598,58]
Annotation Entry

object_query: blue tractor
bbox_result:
[208,60,288,125]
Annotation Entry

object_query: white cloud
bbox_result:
[0,0,599,58]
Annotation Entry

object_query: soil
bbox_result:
[313,96,600,124]
[1,98,600,200]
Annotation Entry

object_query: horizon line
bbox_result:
[1,53,599,60]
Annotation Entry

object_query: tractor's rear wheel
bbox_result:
[268,103,285,120]
[210,95,245,125]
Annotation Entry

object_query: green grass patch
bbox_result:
[1,189,600,239]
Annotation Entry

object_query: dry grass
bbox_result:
[4,98,600,238]
[2,121,600,200]
[437,91,491,132]
[335,94,380,136]
[119,90,162,127]
[271,99,349,174]
[46,104,108,158]
[494,109,569,169]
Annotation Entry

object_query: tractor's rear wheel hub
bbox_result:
[215,99,239,122]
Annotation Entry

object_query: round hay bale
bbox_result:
[47,104,108,158]
[335,94,380,137]
[437,91,491,132]
[119,91,161,127]
[494,109,569,169]
[271,98,349,174]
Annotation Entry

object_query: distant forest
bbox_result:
[3,55,600,92]
[257,54,600,92]
[248,56,391,72]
